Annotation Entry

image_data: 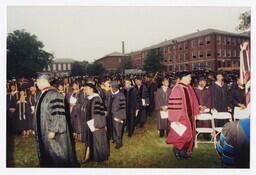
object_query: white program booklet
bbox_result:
[170,122,187,136]
[87,119,98,132]
[135,110,139,117]
[142,99,146,106]
[160,111,168,119]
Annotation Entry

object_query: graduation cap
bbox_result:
[110,81,120,89]
[175,71,191,79]
[84,83,98,93]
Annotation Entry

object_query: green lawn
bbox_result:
[7,113,221,168]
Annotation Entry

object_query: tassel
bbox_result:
[19,102,22,120]
[23,102,26,120]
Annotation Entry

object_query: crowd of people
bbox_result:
[6,69,250,167]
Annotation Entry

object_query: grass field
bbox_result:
[7,113,221,168]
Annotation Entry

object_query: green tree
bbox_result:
[86,62,106,76]
[70,61,88,76]
[7,29,53,79]
[143,49,164,73]
[237,10,251,31]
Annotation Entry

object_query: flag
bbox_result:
[239,40,250,104]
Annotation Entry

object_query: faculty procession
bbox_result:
[6,69,250,167]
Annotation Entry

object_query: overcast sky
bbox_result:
[7,6,250,62]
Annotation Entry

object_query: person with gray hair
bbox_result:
[110,81,126,149]
[34,73,78,167]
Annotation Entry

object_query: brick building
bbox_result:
[140,28,249,72]
[129,51,143,69]
[96,52,126,71]
[43,58,76,77]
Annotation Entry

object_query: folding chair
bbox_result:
[195,113,215,148]
[212,112,232,146]
[233,106,250,121]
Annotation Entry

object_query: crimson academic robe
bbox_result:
[166,83,199,152]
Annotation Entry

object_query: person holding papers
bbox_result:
[135,76,150,128]
[166,72,199,160]
[123,78,138,138]
[81,83,109,163]
[155,77,171,137]
[34,73,78,167]
[110,81,126,149]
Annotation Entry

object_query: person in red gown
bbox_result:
[166,72,199,160]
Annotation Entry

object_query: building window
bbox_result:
[178,44,183,50]
[205,36,211,45]
[177,54,181,62]
[227,37,231,45]
[192,63,195,70]
[47,65,51,71]
[217,49,221,57]
[222,49,226,57]
[233,49,237,57]
[191,40,196,48]
[53,64,56,71]
[67,64,71,70]
[206,50,212,57]
[169,65,173,71]
[173,56,176,62]
[217,35,221,44]
[180,64,184,71]
[232,38,237,45]
[63,64,67,71]
[192,52,197,59]
[184,42,188,49]
[198,51,204,58]
[217,61,222,68]
[198,38,204,46]
[238,38,241,45]
[227,49,231,57]
[223,36,226,45]
[184,53,188,61]
[58,64,62,71]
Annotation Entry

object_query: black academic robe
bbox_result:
[34,88,78,167]
[16,100,31,132]
[230,85,246,109]
[111,91,126,145]
[85,94,109,162]
[135,84,150,126]
[210,82,231,112]
[66,92,82,134]
[102,90,113,140]
[78,91,89,143]
[7,92,19,133]
[123,86,138,137]
[28,92,40,130]
[194,87,212,109]
[146,81,158,114]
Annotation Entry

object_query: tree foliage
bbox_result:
[86,62,106,76]
[143,49,164,73]
[237,10,251,31]
[7,29,53,79]
[70,61,88,76]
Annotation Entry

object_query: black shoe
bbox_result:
[159,130,164,137]
[115,144,123,149]
[173,148,182,160]
[180,150,192,160]
[112,140,116,144]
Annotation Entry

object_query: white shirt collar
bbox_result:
[88,93,100,100]
[111,90,120,95]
